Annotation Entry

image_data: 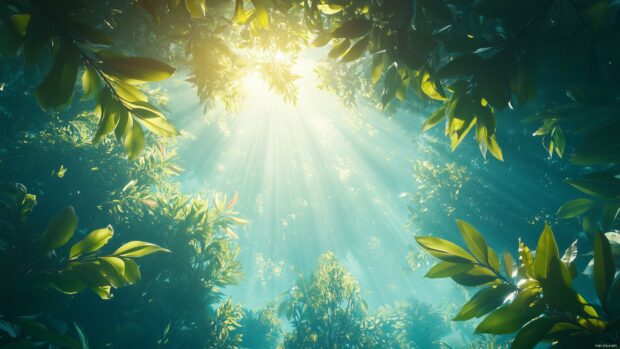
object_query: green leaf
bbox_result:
[511,317,557,349]
[487,135,504,161]
[328,39,351,59]
[10,14,31,36]
[451,266,498,286]
[503,251,515,278]
[12,319,80,349]
[475,304,532,334]
[36,42,80,111]
[111,79,148,102]
[488,247,501,271]
[341,35,370,62]
[124,123,145,161]
[381,65,400,107]
[122,258,141,283]
[69,225,114,259]
[425,261,473,278]
[135,115,179,137]
[40,206,78,252]
[81,65,103,101]
[532,223,559,279]
[456,219,489,264]
[421,71,447,101]
[594,232,615,307]
[557,198,594,219]
[454,284,514,321]
[370,53,384,85]
[331,18,372,39]
[112,241,170,257]
[311,32,332,48]
[422,105,447,132]
[517,239,535,279]
[98,256,128,287]
[101,56,175,82]
[415,236,476,263]
[93,89,119,143]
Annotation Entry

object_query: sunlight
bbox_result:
[166,50,449,307]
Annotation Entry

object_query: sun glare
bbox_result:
[165,49,448,307]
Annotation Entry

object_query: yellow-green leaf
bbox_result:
[503,251,515,278]
[456,219,489,264]
[112,241,170,257]
[370,53,384,85]
[421,71,447,101]
[594,232,615,307]
[10,14,31,36]
[415,236,476,263]
[69,225,114,259]
[135,116,179,137]
[122,258,141,283]
[422,105,447,132]
[532,223,558,279]
[454,284,514,321]
[81,65,103,101]
[40,206,78,252]
[124,123,146,161]
[475,304,532,334]
[425,261,473,278]
[557,198,594,219]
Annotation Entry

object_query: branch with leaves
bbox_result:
[417,219,620,348]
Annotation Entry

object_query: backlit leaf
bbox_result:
[454,284,514,321]
[512,317,557,349]
[36,42,80,111]
[557,198,594,219]
[40,206,78,252]
[124,123,145,161]
[81,65,103,101]
[422,105,447,132]
[421,71,447,101]
[594,232,615,307]
[475,304,532,334]
[425,261,473,278]
[112,241,170,257]
[456,219,488,264]
[415,236,476,263]
[532,223,558,279]
[69,225,114,259]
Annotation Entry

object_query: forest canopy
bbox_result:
[1,0,620,348]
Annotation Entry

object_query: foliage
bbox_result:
[0,104,248,348]
[0,0,179,161]
[279,252,381,348]
[0,182,167,347]
[373,298,450,349]
[234,304,282,349]
[417,219,620,348]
